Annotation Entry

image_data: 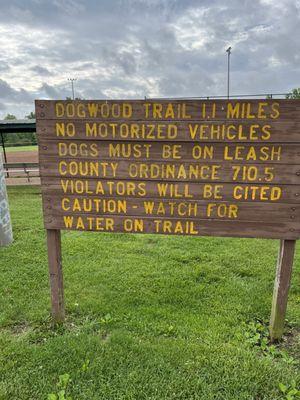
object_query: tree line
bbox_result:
[2,112,36,146]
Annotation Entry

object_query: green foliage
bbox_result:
[2,112,37,146]
[243,319,297,364]
[286,88,300,99]
[47,363,90,400]
[278,380,300,399]
[47,373,72,400]
[244,319,270,349]
[81,359,90,373]
[159,324,177,337]
[3,131,37,146]
[99,313,116,326]
[25,111,35,119]
[4,113,17,120]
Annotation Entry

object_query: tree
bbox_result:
[4,114,16,120]
[286,88,300,99]
[25,111,36,119]
[3,113,37,145]
[24,112,37,144]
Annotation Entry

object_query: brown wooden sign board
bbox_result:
[36,99,299,340]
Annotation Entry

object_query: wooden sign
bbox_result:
[36,99,300,240]
[35,99,299,340]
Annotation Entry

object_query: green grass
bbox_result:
[0,186,299,399]
[4,145,37,152]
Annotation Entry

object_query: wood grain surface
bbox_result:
[36,99,300,239]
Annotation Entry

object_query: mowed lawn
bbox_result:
[5,145,38,152]
[0,186,300,400]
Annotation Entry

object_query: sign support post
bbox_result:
[47,229,65,322]
[269,239,296,342]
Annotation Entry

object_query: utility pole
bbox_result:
[68,78,77,100]
[226,46,232,99]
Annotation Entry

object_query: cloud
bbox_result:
[52,0,85,16]
[0,0,299,117]
[0,79,34,117]
[31,65,53,76]
[0,62,10,72]
[0,79,32,102]
[39,82,63,98]
[0,79,15,98]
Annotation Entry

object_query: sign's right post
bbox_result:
[270,239,296,342]
[47,229,65,323]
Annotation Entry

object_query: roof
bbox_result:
[0,119,36,133]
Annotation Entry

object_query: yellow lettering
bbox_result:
[270,102,280,119]
[55,102,64,117]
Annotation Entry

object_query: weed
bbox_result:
[47,373,72,400]
[99,313,116,326]
[244,319,296,364]
[160,324,177,337]
[278,380,300,399]
[80,359,90,373]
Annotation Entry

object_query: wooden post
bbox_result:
[269,239,296,342]
[47,229,65,323]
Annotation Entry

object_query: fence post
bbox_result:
[269,239,296,342]
[0,133,8,177]
[0,153,13,246]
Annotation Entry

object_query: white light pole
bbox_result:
[226,46,232,99]
[68,78,77,100]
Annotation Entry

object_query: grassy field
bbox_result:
[5,145,37,152]
[0,186,299,399]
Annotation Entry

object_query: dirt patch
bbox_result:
[4,149,40,185]
[5,150,38,163]
[282,327,300,352]
[6,177,40,186]
[1,315,112,345]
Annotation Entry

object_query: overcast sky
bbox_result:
[0,0,299,118]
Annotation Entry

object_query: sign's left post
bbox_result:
[35,100,65,323]
[0,153,13,246]
[47,229,65,323]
